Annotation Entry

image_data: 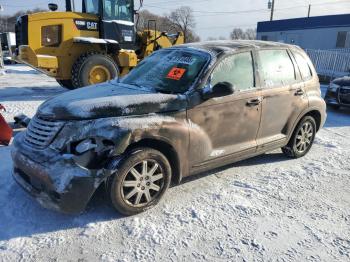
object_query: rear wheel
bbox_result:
[282,116,316,158]
[71,52,118,88]
[107,148,172,216]
[56,79,75,90]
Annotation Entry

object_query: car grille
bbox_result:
[339,87,350,104]
[25,115,64,148]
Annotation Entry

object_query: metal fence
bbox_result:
[306,49,350,78]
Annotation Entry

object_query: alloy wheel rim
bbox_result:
[295,121,314,153]
[121,160,164,207]
[88,65,111,84]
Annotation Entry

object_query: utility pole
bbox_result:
[307,4,311,18]
[268,0,275,21]
[0,4,3,31]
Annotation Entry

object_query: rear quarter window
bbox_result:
[259,49,296,87]
[293,51,313,80]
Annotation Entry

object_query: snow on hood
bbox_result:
[37,82,187,120]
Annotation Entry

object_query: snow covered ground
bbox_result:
[0,65,350,261]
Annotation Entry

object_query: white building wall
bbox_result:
[257,27,350,50]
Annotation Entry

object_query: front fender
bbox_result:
[52,112,190,176]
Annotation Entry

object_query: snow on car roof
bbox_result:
[172,40,297,56]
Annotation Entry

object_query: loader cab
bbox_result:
[81,0,136,49]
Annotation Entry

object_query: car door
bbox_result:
[256,48,309,151]
[187,51,262,170]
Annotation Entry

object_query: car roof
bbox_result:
[173,40,297,56]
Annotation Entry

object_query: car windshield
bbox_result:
[121,49,210,94]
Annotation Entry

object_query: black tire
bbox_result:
[56,79,75,90]
[107,148,172,216]
[282,116,317,159]
[71,52,118,88]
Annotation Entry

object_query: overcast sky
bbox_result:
[1,0,350,39]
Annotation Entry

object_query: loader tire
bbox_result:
[71,52,119,88]
[56,79,75,90]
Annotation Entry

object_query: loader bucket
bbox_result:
[0,105,13,146]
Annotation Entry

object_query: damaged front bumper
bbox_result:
[11,133,108,214]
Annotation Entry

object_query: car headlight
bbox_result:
[75,139,97,154]
[329,82,340,92]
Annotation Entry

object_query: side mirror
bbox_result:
[202,82,235,100]
[48,3,58,11]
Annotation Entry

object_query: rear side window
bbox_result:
[211,52,255,91]
[259,49,296,87]
[293,51,313,80]
[41,25,62,47]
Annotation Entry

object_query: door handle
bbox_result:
[246,98,262,107]
[295,88,304,96]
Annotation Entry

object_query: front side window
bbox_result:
[259,49,296,87]
[293,51,313,80]
[121,49,210,94]
[103,0,133,21]
[211,52,255,91]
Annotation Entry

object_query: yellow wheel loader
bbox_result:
[14,0,184,89]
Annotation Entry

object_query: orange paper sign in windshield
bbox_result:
[167,67,186,80]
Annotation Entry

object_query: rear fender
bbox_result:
[287,105,326,143]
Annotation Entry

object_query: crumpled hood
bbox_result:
[38,82,187,120]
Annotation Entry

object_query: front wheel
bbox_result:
[282,116,316,158]
[107,148,172,216]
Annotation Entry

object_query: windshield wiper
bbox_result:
[128,82,145,88]
[128,82,174,94]
[154,88,174,94]
[126,82,154,91]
